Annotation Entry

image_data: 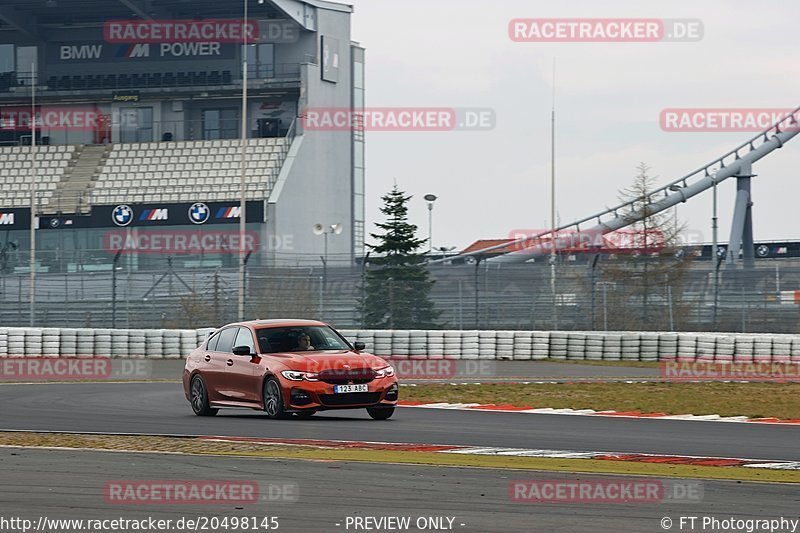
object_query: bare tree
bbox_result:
[597,163,694,330]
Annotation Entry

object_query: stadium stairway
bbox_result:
[44,144,109,215]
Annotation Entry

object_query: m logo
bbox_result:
[117,43,150,58]
[140,208,169,221]
[216,206,241,219]
[129,44,150,58]
[0,213,14,225]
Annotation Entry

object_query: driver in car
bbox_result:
[294,333,315,351]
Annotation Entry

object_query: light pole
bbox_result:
[314,223,344,266]
[549,60,558,330]
[668,184,682,233]
[434,246,456,260]
[238,0,264,322]
[313,223,343,318]
[424,194,437,253]
[237,0,250,322]
[111,249,123,328]
[29,63,37,327]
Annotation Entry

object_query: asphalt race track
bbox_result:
[2,382,800,461]
[3,448,800,533]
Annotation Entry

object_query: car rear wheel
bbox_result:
[190,375,218,417]
[263,377,287,419]
[366,406,395,420]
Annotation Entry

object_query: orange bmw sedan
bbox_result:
[183,320,398,420]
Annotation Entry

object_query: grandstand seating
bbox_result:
[0,137,290,209]
[91,137,289,204]
[0,145,77,208]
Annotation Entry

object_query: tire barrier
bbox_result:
[513,331,533,361]
[585,333,604,361]
[0,327,798,363]
[532,331,550,360]
[602,334,623,361]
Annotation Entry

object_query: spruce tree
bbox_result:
[362,186,440,329]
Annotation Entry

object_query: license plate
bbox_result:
[334,384,368,394]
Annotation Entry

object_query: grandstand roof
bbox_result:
[0,0,352,37]
[461,239,515,256]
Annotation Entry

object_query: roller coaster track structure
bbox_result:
[434,107,800,265]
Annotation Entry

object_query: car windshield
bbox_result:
[255,326,351,354]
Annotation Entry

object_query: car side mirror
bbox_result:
[232,345,253,356]
[354,341,366,351]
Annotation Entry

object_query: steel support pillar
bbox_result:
[726,162,756,268]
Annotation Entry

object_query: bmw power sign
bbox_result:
[189,203,210,225]
[112,205,134,227]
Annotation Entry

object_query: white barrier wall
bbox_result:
[0,327,799,362]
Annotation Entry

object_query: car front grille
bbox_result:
[318,368,376,385]
[318,392,382,406]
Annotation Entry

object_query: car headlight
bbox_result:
[280,370,319,381]
[375,365,395,378]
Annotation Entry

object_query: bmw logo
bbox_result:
[756,245,770,258]
[189,202,210,225]
[49,218,61,228]
[112,205,133,227]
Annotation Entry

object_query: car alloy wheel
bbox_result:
[263,377,286,419]
[190,376,218,417]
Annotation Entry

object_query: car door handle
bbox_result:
[204,355,211,362]
[227,359,234,366]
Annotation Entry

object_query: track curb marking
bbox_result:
[398,401,800,425]
[197,435,800,471]
[1,430,798,471]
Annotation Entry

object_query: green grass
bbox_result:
[402,382,800,419]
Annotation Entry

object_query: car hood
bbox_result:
[268,351,390,372]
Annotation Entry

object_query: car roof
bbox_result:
[228,319,329,329]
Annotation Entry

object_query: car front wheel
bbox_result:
[190,375,218,417]
[263,377,287,419]
[366,406,395,420]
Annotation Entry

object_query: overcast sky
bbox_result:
[346,0,800,251]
